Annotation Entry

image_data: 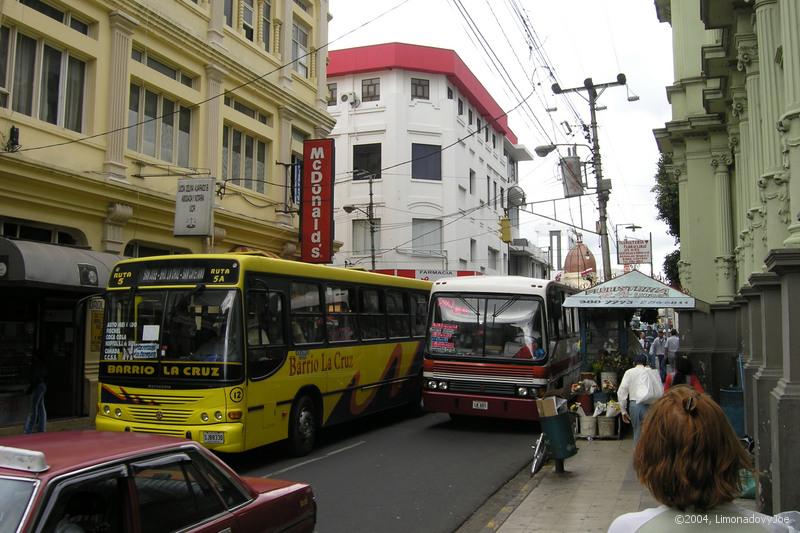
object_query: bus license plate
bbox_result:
[202,431,225,444]
[472,400,488,410]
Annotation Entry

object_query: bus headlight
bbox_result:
[517,387,529,397]
[214,411,223,421]
[200,412,209,422]
[438,381,448,391]
[114,408,123,417]
[103,405,111,415]
[426,380,438,389]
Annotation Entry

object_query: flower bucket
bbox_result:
[579,415,597,436]
[598,416,616,437]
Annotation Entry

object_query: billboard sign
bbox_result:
[174,178,214,236]
[618,239,651,265]
[300,139,335,263]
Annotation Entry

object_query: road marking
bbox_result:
[265,440,366,477]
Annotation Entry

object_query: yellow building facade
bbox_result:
[0,0,334,426]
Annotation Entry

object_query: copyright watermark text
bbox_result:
[674,514,791,526]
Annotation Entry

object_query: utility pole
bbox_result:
[367,173,376,271]
[552,74,627,282]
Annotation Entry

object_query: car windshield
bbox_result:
[427,294,546,361]
[0,477,35,530]
[103,289,243,364]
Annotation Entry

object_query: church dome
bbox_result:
[564,236,596,273]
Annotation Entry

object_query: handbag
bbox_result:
[639,368,664,404]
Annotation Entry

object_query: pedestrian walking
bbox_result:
[24,350,47,434]
[664,356,704,393]
[608,387,792,532]
[649,330,667,382]
[664,328,680,374]
[617,353,662,444]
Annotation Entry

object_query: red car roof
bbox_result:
[0,431,200,481]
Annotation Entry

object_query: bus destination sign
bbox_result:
[110,260,240,287]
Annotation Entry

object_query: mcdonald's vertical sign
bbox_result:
[300,139,335,263]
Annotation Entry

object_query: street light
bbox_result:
[342,204,376,271]
[614,223,654,276]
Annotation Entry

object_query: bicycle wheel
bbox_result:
[530,433,548,476]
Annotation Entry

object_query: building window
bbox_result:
[470,238,476,262]
[411,143,441,180]
[292,23,309,77]
[221,124,268,193]
[327,83,337,106]
[458,98,463,115]
[361,77,380,102]
[485,126,490,143]
[352,218,380,254]
[262,1,272,51]
[492,134,497,149]
[411,77,429,100]
[19,0,90,35]
[128,84,191,167]
[412,219,442,255]
[493,181,498,209]
[353,143,381,180]
[459,259,468,270]
[224,95,270,124]
[132,47,195,88]
[488,247,499,270]
[486,176,490,205]
[476,118,482,137]
[124,240,189,257]
[0,27,86,132]
[469,169,475,194]
[500,187,505,209]
[447,86,453,99]
[293,0,309,12]
[242,0,255,41]
[468,109,473,125]
[224,0,233,26]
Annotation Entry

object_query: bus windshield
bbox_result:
[427,294,545,361]
[103,288,243,365]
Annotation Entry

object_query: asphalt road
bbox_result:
[226,409,539,533]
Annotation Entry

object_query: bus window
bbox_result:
[290,282,324,344]
[360,288,386,340]
[266,292,285,344]
[410,293,427,337]
[246,290,285,346]
[386,290,410,338]
[325,285,356,342]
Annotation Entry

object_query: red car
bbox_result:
[0,431,315,532]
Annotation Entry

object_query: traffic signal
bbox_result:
[499,217,511,243]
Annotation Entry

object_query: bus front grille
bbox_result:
[130,426,186,437]
[129,406,192,423]
[447,381,516,396]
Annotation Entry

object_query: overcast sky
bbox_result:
[328,0,675,278]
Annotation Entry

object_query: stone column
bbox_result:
[759,173,791,251]
[207,0,225,46]
[765,249,800,511]
[732,90,753,281]
[749,272,782,514]
[314,0,329,111]
[711,152,736,301]
[670,161,692,291]
[779,0,800,247]
[204,64,227,178]
[103,11,139,179]
[277,105,295,224]
[740,285,762,441]
[102,203,133,253]
[279,0,293,88]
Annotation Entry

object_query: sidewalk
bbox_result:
[496,436,756,533]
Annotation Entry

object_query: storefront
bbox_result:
[0,237,121,427]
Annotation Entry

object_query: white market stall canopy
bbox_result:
[562,270,696,309]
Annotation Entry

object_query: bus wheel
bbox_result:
[288,395,317,456]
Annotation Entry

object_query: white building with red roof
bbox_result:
[326,43,547,276]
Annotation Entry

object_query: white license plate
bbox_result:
[472,400,488,410]
[202,431,225,444]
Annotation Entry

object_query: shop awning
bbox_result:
[562,270,696,309]
[0,237,123,289]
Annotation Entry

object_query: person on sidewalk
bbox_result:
[665,328,680,374]
[608,387,793,532]
[24,349,47,434]
[649,330,667,382]
[664,356,704,393]
[616,353,656,445]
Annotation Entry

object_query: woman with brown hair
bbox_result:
[608,386,792,532]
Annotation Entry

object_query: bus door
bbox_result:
[244,276,290,448]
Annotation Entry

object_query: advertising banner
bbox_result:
[618,239,651,265]
[300,139,335,263]
[174,178,214,236]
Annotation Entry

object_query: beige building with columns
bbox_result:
[653,0,800,513]
[0,0,333,426]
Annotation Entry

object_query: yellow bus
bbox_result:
[95,253,431,455]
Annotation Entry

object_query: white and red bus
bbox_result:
[422,276,581,421]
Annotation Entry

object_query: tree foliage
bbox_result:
[664,249,680,287]
[651,154,679,243]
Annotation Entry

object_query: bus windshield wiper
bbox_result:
[491,295,519,318]
[457,297,480,317]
